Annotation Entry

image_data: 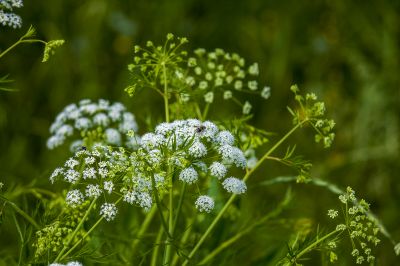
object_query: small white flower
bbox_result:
[103,181,114,194]
[85,156,96,165]
[50,167,63,183]
[65,158,79,169]
[188,141,207,158]
[66,190,84,208]
[93,113,110,127]
[85,184,101,198]
[56,125,74,137]
[222,177,247,194]
[179,167,198,184]
[98,167,109,178]
[218,145,247,168]
[75,117,92,130]
[105,128,121,145]
[216,131,234,145]
[195,195,215,213]
[209,162,227,180]
[47,135,65,149]
[100,203,118,221]
[83,167,96,179]
[64,169,80,184]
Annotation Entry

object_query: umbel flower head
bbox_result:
[47,99,139,151]
[122,119,248,213]
[49,119,248,219]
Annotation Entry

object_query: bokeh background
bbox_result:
[1,0,399,264]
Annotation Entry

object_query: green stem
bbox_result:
[202,103,210,120]
[60,216,104,261]
[151,225,164,266]
[163,64,170,123]
[198,190,291,264]
[0,195,40,230]
[163,165,174,265]
[0,39,46,59]
[172,183,186,236]
[151,174,172,239]
[294,229,338,260]
[54,199,97,262]
[171,219,193,266]
[182,122,305,265]
[131,206,157,252]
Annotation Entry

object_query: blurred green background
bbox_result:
[1,0,399,264]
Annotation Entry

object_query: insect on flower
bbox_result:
[195,125,206,133]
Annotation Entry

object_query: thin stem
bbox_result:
[162,64,170,123]
[202,103,210,120]
[54,199,97,262]
[132,206,157,252]
[163,165,174,265]
[58,197,123,262]
[198,190,291,264]
[294,229,338,260]
[151,174,172,239]
[151,226,164,266]
[182,121,306,265]
[171,219,194,266]
[60,216,104,261]
[172,183,186,236]
[0,195,40,230]
[0,39,46,59]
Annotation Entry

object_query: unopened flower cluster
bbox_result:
[0,0,23,28]
[125,119,248,213]
[184,47,270,114]
[33,202,89,259]
[329,187,380,264]
[289,85,335,148]
[47,99,139,151]
[126,34,271,116]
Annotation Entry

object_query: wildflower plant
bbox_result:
[2,32,397,266]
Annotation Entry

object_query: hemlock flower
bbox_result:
[49,119,248,214]
[222,177,247,194]
[100,202,118,221]
[66,190,84,208]
[47,99,139,151]
[179,167,199,184]
[195,195,215,213]
[209,162,227,180]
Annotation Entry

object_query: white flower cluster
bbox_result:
[47,99,139,151]
[50,145,128,221]
[0,0,23,28]
[50,119,248,215]
[49,261,82,266]
[124,119,248,213]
